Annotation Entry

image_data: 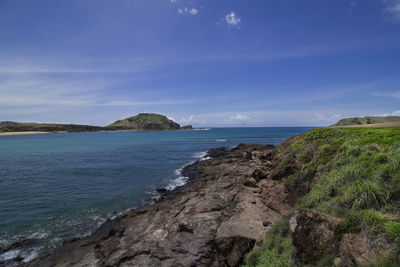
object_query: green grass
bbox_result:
[244,219,294,267]
[243,126,400,266]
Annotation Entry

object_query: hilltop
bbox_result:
[333,116,400,126]
[107,113,181,131]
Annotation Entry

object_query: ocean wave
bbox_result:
[0,249,20,262]
[193,128,210,131]
[165,175,188,191]
[216,139,227,142]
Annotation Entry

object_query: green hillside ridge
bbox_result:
[107,113,181,131]
[0,123,104,133]
[244,126,400,266]
[0,113,191,133]
[333,116,400,126]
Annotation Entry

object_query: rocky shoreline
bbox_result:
[19,143,292,267]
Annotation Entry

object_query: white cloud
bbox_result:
[391,110,400,115]
[179,115,195,124]
[373,91,400,98]
[382,0,400,23]
[169,0,177,3]
[223,114,250,124]
[225,11,241,28]
[178,7,198,15]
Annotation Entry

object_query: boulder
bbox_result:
[289,209,344,264]
[335,234,391,267]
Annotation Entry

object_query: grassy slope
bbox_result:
[334,116,400,126]
[244,127,400,266]
[108,113,180,129]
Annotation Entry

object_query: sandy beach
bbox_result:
[0,131,49,136]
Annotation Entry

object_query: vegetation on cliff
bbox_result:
[0,123,104,133]
[107,113,181,130]
[333,116,400,126]
[244,126,400,266]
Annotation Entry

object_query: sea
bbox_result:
[0,127,312,263]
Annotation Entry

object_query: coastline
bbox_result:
[0,131,50,136]
[21,144,285,266]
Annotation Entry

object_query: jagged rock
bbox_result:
[207,147,229,159]
[25,144,282,267]
[289,209,344,264]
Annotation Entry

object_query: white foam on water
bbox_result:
[21,247,42,263]
[193,128,210,131]
[165,175,188,191]
[193,151,207,159]
[216,139,227,142]
[0,249,20,261]
[28,231,49,240]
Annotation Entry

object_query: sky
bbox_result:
[1,0,400,127]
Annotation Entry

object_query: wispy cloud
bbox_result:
[178,7,198,16]
[0,73,193,109]
[373,90,400,98]
[223,114,250,124]
[0,66,152,74]
[382,0,400,23]
[348,0,356,15]
[225,11,241,28]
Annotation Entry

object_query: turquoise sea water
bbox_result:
[0,127,311,263]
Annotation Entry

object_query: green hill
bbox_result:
[107,113,181,131]
[333,116,400,126]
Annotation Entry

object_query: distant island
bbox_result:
[332,115,400,127]
[0,113,192,134]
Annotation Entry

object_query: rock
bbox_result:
[251,169,267,180]
[289,209,344,264]
[207,147,229,159]
[180,125,192,130]
[269,164,295,180]
[244,177,257,187]
[338,234,390,266]
[262,221,271,227]
[215,236,255,267]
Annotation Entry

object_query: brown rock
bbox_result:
[215,236,255,267]
[289,209,344,264]
[244,177,257,187]
[338,234,390,266]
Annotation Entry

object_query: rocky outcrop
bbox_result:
[289,209,394,266]
[289,209,344,264]
[334,233,392,266]
[180,125,193,130]
[25,144,290,267]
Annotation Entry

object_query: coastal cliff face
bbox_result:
[22,126,400,266]
[244,126,400,266]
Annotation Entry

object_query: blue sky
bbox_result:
[1,0,400,126]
